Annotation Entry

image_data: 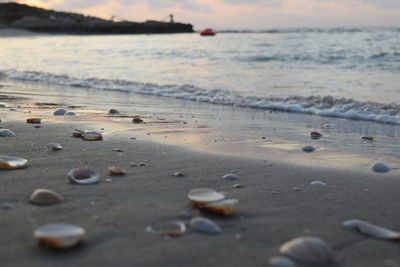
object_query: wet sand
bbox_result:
[1,105,400,267]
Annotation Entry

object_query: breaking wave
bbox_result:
[2,69,400,125]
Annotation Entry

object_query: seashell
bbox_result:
[47,143,63,151]
[132,116,144,123]
[26,118,41,124]
[64,111,76,116]
[81,131,103,141]
[173,172,185,177]
[200,199,239,216]
[279,236,333,264]
[33,223,85,249]
[188,188,225,205]
[108,109,119,115]
[222,173,238,181]
[0,155,28,170]
[371,162,391,173]
[0,129,16,137]
[233,183,244,188]
[361,136,374,141]
[310,181,327,186]
[53,108,67,116]
[189,217,221,235]
[146,221,186,237]
[30,189,63,205]
[138,162,147,166]
[301,145,316,153]
[72,129,86,138]
[269,256,297,267]
[342,219,400,240]
[309,131,322,139]
[108,167,125,175]
[68,168,100,185]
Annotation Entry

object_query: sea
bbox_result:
[1,27,400,168]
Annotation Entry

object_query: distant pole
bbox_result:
[169,14,174,23]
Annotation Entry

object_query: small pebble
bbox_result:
[173,172,185,177]
[108,109,120,115]
[2,203,14,210]
[301,145,316,153]
[233,184,244,188]
[53,108,67,116]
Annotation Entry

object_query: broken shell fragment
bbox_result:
[72,129,86,138]
[301,145,316,153]
[53,108,67,116]
[0,155,28,170]
[81,131,103,141]
[108,109,119,115]
[279,236,333,264]
[108,167,125,175]
[0,129,16,137]
[342,219,400,240]
[146,221,186,237]
[371,162,391,173]
[269,256,297,267]
[34,223,85,249]
[189,217,221,235]
[26,118,41,124]
[309,131,322,139]
[47,143,63,151]
[30,189,63,205]
[68,168,100,185]
[310,181,327,186]
[200,199,239,216]
[223,173,238,181]
[188,188,225,205]
[132,116,144,123]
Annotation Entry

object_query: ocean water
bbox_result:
[0,27,399,125]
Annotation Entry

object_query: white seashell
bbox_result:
[269,256,297,267]
[342,219,400,240]
[189,217,221,235]
[310,181,327,186]
[146,221,186,236]
[64,111,76,116]
[81,131,103,141]
[53,108,67,116]
[223,173,238,181]
[371,162,391,173]
[0,155,28,170]
[279,236,333,264]
[188,188,225,205]
[34,223,85,249]
[309,131,322,139]
[30,189,63,205]
[47,143,63,151]
[0,129,16,137]
[301,145,316,153]
[68,168,100,185]
[200,199,239,216]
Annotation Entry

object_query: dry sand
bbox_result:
[1,110,400,267]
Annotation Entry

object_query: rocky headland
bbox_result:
[0,2,194,34]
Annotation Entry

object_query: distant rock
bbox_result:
[0,3,194,34]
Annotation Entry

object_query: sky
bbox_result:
[3,0,400,29]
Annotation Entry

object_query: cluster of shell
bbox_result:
[53,108,75,116]
[72,129,103,141]
[188,188,239,216]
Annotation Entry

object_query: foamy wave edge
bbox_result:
[2,70,400,125]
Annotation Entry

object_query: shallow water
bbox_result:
[1,28,400,124]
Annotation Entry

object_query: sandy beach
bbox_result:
[1,92,400,267]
